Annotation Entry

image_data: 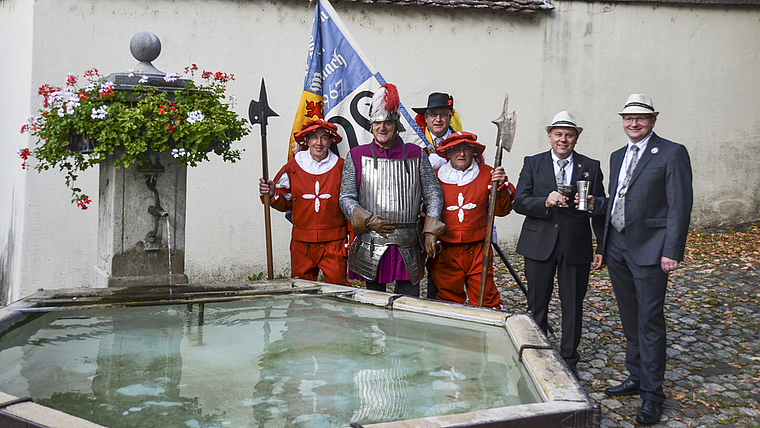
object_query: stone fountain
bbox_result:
[94,32,188,288]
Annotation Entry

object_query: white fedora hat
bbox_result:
[618,94,659,117]
[545,111,583,135]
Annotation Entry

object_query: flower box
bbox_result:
[21,65,250,209]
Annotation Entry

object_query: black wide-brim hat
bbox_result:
[412,92,454,114]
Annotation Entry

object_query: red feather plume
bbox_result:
[380,83,400,112]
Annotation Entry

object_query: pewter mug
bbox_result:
[576,180,590,211]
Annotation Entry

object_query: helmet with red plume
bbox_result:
[368,83,405,132]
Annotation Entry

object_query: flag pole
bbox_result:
[249,79,279,280]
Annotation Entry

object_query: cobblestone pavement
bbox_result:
[490,222,760,427]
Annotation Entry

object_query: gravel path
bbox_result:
[491,221,760,427]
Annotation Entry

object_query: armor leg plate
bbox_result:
[398,246,426,285]
[348,237,388,282]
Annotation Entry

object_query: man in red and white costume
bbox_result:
[431,131,515,309]
[259,119,348,285]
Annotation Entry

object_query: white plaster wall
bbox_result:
[2,0,759,297]
[0,0,34,304]
[537,1,760,229]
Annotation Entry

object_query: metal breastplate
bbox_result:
[359,156,422,223]
[359,154,422,248]
[348,149,425,283]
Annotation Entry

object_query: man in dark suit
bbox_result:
[514,111,605,378]
[596,94,693,425]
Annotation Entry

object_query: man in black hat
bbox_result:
[413,92,458,171]
[412,92,459,299]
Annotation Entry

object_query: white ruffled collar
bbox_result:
[437,160,479,186]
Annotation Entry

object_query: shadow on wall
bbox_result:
[0,231,12,306]
[693,199,760,228]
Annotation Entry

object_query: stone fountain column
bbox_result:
[94,32,189,288]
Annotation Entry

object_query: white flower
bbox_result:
[57,107,65,117]
[128,69,135,78]
[139,75,149,84]
[91,105,108,119]
[99,81,114,95]
[164,72,179,82]
[26,115,37,125]
[65,94,80,115]
[85,82,97,92]
[186,110,205,124]
[49,91,65,108]
[229,95,237,103]
[171,148,186,158]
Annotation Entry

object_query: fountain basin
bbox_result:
[0,280,598,427]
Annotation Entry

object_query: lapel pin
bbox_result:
[651,147,658,154]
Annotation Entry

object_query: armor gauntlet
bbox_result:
[422,216,448,256]
[351,206,395,237]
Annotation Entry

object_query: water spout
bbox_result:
[149,206,168,217]
[145,174,168,251]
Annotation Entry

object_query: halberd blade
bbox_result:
[492,94,517,153]
[248,79,279,131]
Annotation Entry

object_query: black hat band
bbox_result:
[625,102,655,111]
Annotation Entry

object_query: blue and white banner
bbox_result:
[289,0,428,158]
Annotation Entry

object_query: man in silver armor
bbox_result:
[339,83,447,297]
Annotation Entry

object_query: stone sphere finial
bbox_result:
[130,31,161,63]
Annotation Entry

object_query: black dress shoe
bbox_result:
[568,365,579,379]
[604,378,640,396]
[635,399,663,425]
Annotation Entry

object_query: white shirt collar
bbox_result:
[614,131,653,194]
[550,151,573,185]
[294,150,339,175]
[431,129,453,146]
[627,131,653,154]
[550,151,573,166]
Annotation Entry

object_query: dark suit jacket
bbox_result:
[599,133,693,266]
[514,150,606,264]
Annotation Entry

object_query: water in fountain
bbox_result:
[0,297,541,428]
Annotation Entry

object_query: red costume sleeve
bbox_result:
[260,162,293,213]
[494,181,516,217]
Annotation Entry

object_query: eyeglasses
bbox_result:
[622,116,653,124]
[426,112,451,119]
